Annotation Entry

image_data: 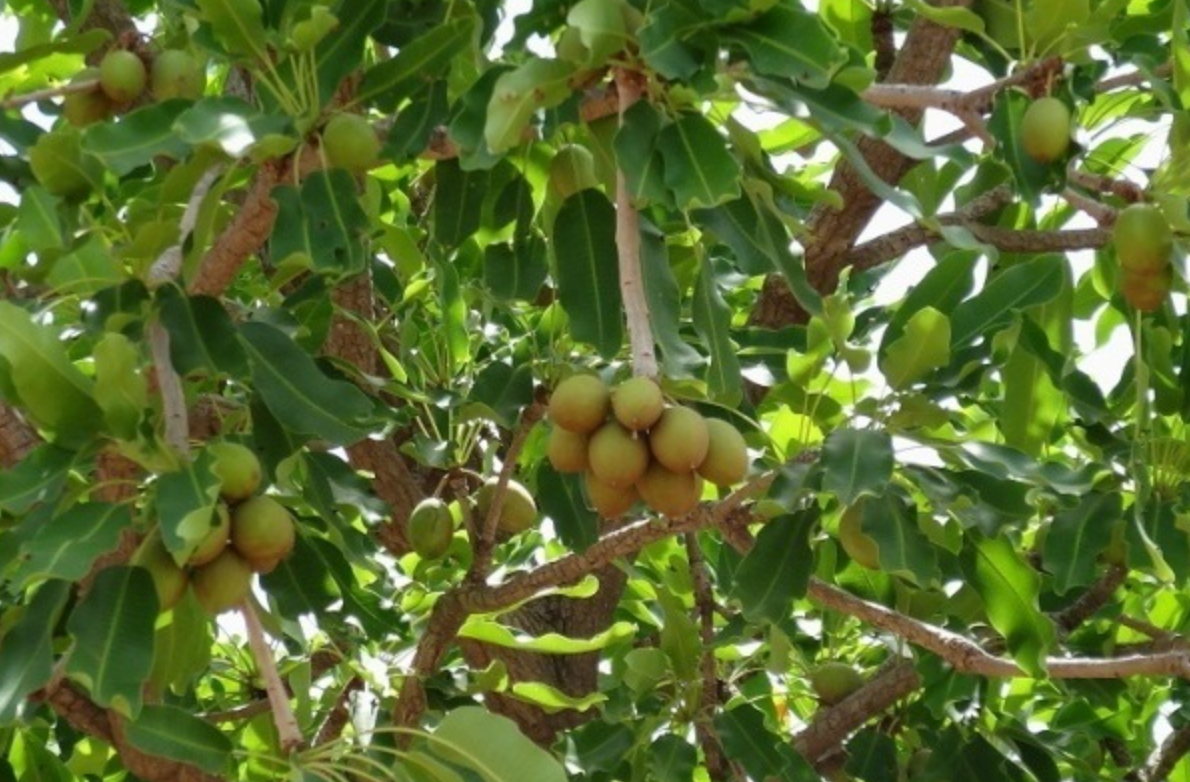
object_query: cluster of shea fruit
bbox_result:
[547,375,749,519]
[133,442,296,616]
[60,48,204,127]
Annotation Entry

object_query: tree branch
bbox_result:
[1052,564,1128,634]
[241,599,304,752]
[0,403,39,468]
[685,533,729,779]
[1147,724,1190,782]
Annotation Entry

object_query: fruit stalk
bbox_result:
[0,77,100,109]
[240,598,304,752]
[614,67,658,378]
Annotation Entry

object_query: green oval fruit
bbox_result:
[648,406,709,472]
[547,426,590,473]
[1114,203,1173,275]
[188,503,231,566]
[191,549,253,615]
[549,374,610,434]
[63,68,112,127]
[1021,96,1071,164]
[98,49,147,103]
[697,418,749,486]
[209,441,262,502]
[810,661,864,705]
[1121,267,1172,312]
[548,144,599,200]
[611,376,664,431]
[588,421,650,488]
[583,470,638,518]
[636,461,703,517]
[151,50,205,100]
[322,113,380,172]
[476,478,539,534]
[408,498,454,559]
[231,496,296,563]
[132,532,188,612]
[839,502,879,570]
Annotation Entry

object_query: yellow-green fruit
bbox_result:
[548,144,598,200]
[548,374,610,434]
[547,426,590,473]
[810,662,864,705]
[132,533,188,612]
[63,69,112,127]
[697,418,749,486]
[839,503,879,569]
[188,503,231,566]
[209,441,262,502]
[611,376,665,431]
[588,421,650,488]
[1120,267,1173,312]
[1114,203,1173,275]
[636,462,703,517]
[648,406,709,472]
[408,498,454,560]
[322,113,380,172]
[98,49,147,103]
[1021,96,1071,164]
[583,470,638,518]
[476,478,539,534]
[231,496,296,563]
[191,549,253,615]
[151,50,205,100]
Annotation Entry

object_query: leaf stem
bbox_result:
[240,599,305,752]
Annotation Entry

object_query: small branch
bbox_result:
[1147,723,1190,782]
[613,68,658,378]
[1052,564,1128,634]
[1067,168,1146,204]
[806,578,1190,680]
[1061,187,1116,227]
[1097,62,1172,93]
[392,593,468,735]
[149,166,224,285]
[148,322,189,456]
[313,677,364,746]
[685,533,728,779]
[1,78,101,109]
[240,600,304,752]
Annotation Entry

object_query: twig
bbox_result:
[240,600,304,752]
[313,677,364,746]
[1061,187,1116,227]
[1052,564,1128,634]
[1,78,101,109]
[685,533,728,779]
[614,68,658,378]
[1067,168,1146,204]
[1147,724,1190,782]
[806,578,1190,680]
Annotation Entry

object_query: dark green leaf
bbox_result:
[822,428,894,505]
[692,254,743,404]
[950,255,1065,349]
[358,17,476,110]
[123,705,234,775]
[14,503,130,587]
[0,444,75,515]
[658,112,741,209]
[271,169,369,278]
[538,466,598,552]
[196,0,268,60]
[0,581,71,724]
[157,286,249,377]
[639,228,702,378]
[384,81,449,161]
[154,452,221,561]
[466,360,534,428]
[483,238,548,302]
[844,729,898,782]
[613,101,669,206]
[725,4,847,88]
[649,735,698,782]
[730,511,814,623]
[311,0,385,106]
[551,190,622,358]
[82,101,192,175]
[429,706,568,782]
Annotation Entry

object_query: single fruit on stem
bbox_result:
[151,50,205,100]
[1114,203,1173,275]
[838,502,880,569]
[697,418,749,486]
[548,374,610,434]
[132,532,188,612]
[475,478,539,534]
[648,406,710,472]
[1021,96,1071,164]
[322,113,380,172]
[98,50,147,103]
[547,426,590,473]
[810,661,864,705]
[611,376,665,431]
[209,441,262,502]
[408,498,454,560]
[588,421,650,488]
[63,68,112,127]
[231,496,296,563]
[636,461,703,517]
[191,549,253,615]
[188,503,231,566]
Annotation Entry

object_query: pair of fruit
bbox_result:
[547,374,749,519]
[1114,203,1174,312]
[407,478,539,560]
[64,49,204,127]
[134,442,296,616]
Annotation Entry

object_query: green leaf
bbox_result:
[196,0,268,60]
[904,0,987,34]
[154,453,221,562]
[484,58,576,154]
[692,254,743,404]
[123,705,234,775]
[270,169,368,278]
[1044,493,1124,595]
[950,255,1065,349]
[650,735,698,782]
[238,321,374,445]
[0,445,75,515]
[65,566,158,717]
[724,4,848,89]
[844,730,899,782]
[458,618,636,654]
[821,428,894,505]
[0,581,71,724]
[658,112,741,209]
[657,589,700,681]
[174,97,294,158]
[962,534,1055,676]
[613,101,669,206]
[507,682,606,713]
[384,81,449,161]
[537,465,599,551]
[639,228,702,378]
[882,252,977,350]
[567,0,628,66]
[716,703,814,781]
[156,286,249,377]
[466,360,534,428]
[16,186,63,253]
[730,511,814,623]
[93,332,147,439]
[483,239,548,302]
[429,706,568,782]
[0,29,109,75]
[638,2,706,80]
[46,238,122,296]
[0,301,102,447]
[880,306,950,389]
[433,159,489,247]
[551,190,622,358]
[310,0,384,106]
[82,101,192,176]
[852,494,939,585]
[1000,339,1064,456]
[358,17,475,111]
[14,503,130,587]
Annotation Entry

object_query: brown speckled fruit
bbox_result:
[548,374,610,434]
[209,441,262,502]
[547,426,590,473]
[98,50,147,103]
[231,496,296,563]
[636,462,703,517]
[188,503,231,566]
[697,418,749,486]
[408,498,454,560]
[611,377,664,431]
[648,406,709,472]
[63,69,113,127]
[151,49,205,100]
[191,549,253,615]
[583,470,639,518]
[588,421,650,488]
